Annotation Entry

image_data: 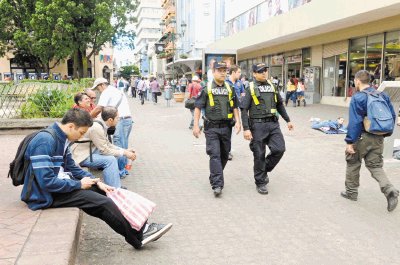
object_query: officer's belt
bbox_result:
[206,120,230,128]
[251,117,277,123]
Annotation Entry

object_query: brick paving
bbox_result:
[76,96,400,265]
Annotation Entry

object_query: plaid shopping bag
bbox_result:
[107,188,156,231]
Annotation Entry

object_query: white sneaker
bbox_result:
[142,223,173,246]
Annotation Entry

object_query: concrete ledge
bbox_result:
[0,118,58,130]
[16,208,82,265]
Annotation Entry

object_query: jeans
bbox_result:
[51,186,145,249]
[152,92,158,103]
[80,152,122,188]
[114,118,133,169]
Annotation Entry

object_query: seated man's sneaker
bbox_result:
[386,191,399,212]
[228,153,233,160]
[256,185,268,195]
[142,223,173,246]
[340,191,357,201]
[213,187,222,197]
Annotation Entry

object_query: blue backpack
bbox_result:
[362,90,394,135]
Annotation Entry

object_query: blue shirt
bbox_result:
[345,87,396,144]
[226,78,244,99]
[22,123,92,210]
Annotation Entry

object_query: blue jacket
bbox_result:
[345,87,396,144]
[21,123,91,210]
[225,78,244,99]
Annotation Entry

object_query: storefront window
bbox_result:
[239,60,248,79]
[384,30,400,82]
[366,34,383,87]
[348,37,366,96]
[270,54,283,84]
[302,48,311,68]
[323,53,347,97]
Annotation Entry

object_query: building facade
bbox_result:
[158,0,226,80]
[207,0,400,106]
[133,0,164,77]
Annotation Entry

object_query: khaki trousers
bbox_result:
[345,133,397,198]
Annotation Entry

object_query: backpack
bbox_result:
[362,90,395,135]
[8,129,56,200]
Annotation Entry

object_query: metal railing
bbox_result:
[0,82,85,119]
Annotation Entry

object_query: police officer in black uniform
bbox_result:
[240,63,294,194]
[193,61,241,197]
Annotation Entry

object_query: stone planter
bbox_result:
[173,92,185,102]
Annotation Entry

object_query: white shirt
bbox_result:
[98,85,131,117]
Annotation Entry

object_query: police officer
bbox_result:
[240,63,294,194]
[193,61,241,197]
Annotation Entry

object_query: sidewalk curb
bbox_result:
[16,208,82,265]
[0,118,58,130]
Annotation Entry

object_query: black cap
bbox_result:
[252,63,269,72]
[213,61,228,69]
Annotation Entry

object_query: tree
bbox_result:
[0,0,76,72]
[0,0,138,76]
[119,65,139,79]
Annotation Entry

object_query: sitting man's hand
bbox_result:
[97,181,115,193]
[81,177,99,189]
[124,150,137,161]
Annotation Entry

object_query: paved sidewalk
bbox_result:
[77,96,400,265]
[0,131,82,265]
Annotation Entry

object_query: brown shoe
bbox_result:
[387,191,398,212]
[340,191,357,201]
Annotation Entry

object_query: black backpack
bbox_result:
[8,129,56,199]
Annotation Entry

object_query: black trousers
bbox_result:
[51,186,144,249]
[204,126,232,189]
[250,121,285,187]
[131,86,136,98]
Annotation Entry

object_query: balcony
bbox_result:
[161,0,174,8]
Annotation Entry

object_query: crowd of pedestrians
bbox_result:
[15,62,400,259]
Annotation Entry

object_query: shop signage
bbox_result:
[286,54,302,64]
[271,55,284,65]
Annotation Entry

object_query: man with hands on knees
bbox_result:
[193,61,241,197]
[21,109,171,249]
[71,106,137,188]
[240,63,294,195]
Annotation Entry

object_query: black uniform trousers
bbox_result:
[250,121,286,186]
[51,186,145,249]
[204,126,232,189]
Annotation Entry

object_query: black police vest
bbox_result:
[205,82,234,121]
[248,81,277,119]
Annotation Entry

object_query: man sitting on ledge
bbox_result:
[21,108,172,249]
[71,106,137,188]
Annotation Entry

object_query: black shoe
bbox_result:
[213,187,222,197]
[228,153,233,160]
[256,185,268,194]
[142,223,173,246]
[340,191,357,201]
[387,191,399,212]
[120,186,128,190]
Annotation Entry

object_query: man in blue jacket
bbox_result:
[21,108,171,248]
[342,70,399,212]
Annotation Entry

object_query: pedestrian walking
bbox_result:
[192,61,241,197]
[90,78,133,177]
[179,75,188,93]
[149,77,161,104]
[137,77,146,105]
[341,70,399,211]
[296,78,306,107]
[240,63,294,194]
[187,75,202,129]
[285,78,297,107]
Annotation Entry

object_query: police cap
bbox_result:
[252,63,269,73]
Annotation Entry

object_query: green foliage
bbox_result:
[20,102,46,118]
[119,65,139,79]
[0,0,138,73]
